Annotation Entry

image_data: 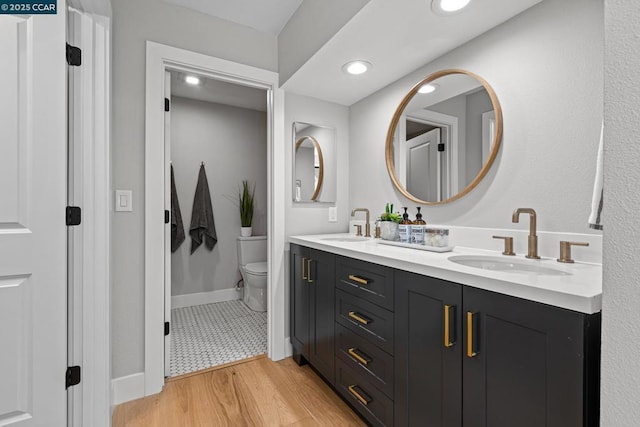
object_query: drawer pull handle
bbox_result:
[444,304,456,348]
[348,311,371,325]
[306,259,313,283]
[467,311,478,358]
[348,385,372,406]
[301,257,307,280]
[347,347,372,365]
[348,274,369,285]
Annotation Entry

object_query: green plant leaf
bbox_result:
[239,180,255,227]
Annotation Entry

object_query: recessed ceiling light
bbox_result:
[418,83,440,94]
[185,75,200,85]
[431,0,471,15]
[342,60,372,75]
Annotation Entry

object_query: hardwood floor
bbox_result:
[112,355,365,426]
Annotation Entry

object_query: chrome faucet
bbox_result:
[512,208,540,259]
[351,208,371,238]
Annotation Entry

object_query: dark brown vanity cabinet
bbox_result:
[290,244,601,427]
[395,271,601,427]
[290,244,336,385]
[462,286,601,427]
[394,271,463,427]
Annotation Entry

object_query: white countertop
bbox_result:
[289,234,602,314]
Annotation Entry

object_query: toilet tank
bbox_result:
[237,235,267,266]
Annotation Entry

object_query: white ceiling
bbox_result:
[282,0,542,106]
[164,0,542,108]
[163,0,303,35]
[170,72,267,112]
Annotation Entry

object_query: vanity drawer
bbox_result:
[336,289,394,355]
[337,256,394,311]
[336,358,393,427]
[336,323,394,399]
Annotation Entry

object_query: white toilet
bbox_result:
[237,235,268,312]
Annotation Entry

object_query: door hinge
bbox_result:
[66,206,82,226]
[164,98,170,112]
[164,321,170,336]
[164,210,170,224]
[66,366,81,388]
[438,143,445,152]
[66,43,82,66]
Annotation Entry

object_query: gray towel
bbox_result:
[190,164,217,253]
[170,165,185,252]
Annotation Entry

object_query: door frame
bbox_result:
[66,3,112,426]
[144,41,287,396]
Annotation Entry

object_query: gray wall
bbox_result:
[601,0,640,424]
[170,97,267,297]
[299,125,337,202]
[294,145,315,201]
[278,0,369,85]
[349,0,603,234]
[111,0,276,378]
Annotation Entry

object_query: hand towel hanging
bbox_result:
[588,124,604,230]
[190,163,218,253]
[170,164,186,252]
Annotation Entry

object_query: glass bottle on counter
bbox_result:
[398,207,413,243]
[411,207,426,244]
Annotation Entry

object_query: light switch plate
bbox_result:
[115,190,133,212]
[328,206,337,222]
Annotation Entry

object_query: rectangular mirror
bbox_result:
[292,121,337,203]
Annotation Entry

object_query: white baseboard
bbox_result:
[284,337,293,358]
[111,372,145,406]
[171,288,241,309]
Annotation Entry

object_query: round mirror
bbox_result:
[386,69,503,204]
[295,136,324,201]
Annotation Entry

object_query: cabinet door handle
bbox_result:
[348,385,372,406]
[347,347,372,365]
[306,259,313,283]
[301,257,307,280]
[466,311,478,358]
[444,304,456,348]
[348,311,372,325]
[348,274,369,285]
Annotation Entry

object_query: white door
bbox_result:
[0,9,68,427]
[405,128,441,201]
[164,71,172,377]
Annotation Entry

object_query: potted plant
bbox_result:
[239,180,255,237]
[379,203,401,240]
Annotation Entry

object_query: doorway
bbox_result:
[165,70,269,377]
[144,42,287,396]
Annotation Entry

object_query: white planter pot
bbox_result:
[379,221,399,241]
[240,226,252,237]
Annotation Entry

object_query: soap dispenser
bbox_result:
[412,207,426,244]
[398,207,412,243]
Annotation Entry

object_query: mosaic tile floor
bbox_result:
[169,300,267,377]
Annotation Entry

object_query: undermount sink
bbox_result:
[449,255,570,276]
[321,236,369,242]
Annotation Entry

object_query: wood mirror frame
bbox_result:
[295,136,324,201]
[385,69,503,205]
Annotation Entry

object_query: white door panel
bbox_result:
[0,8,67,427]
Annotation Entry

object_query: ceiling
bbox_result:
[282,0,542,105]
[170,72,267,112]
[164,0,543,107]
[163,0,303,35]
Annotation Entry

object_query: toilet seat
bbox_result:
[245,261,267,275]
